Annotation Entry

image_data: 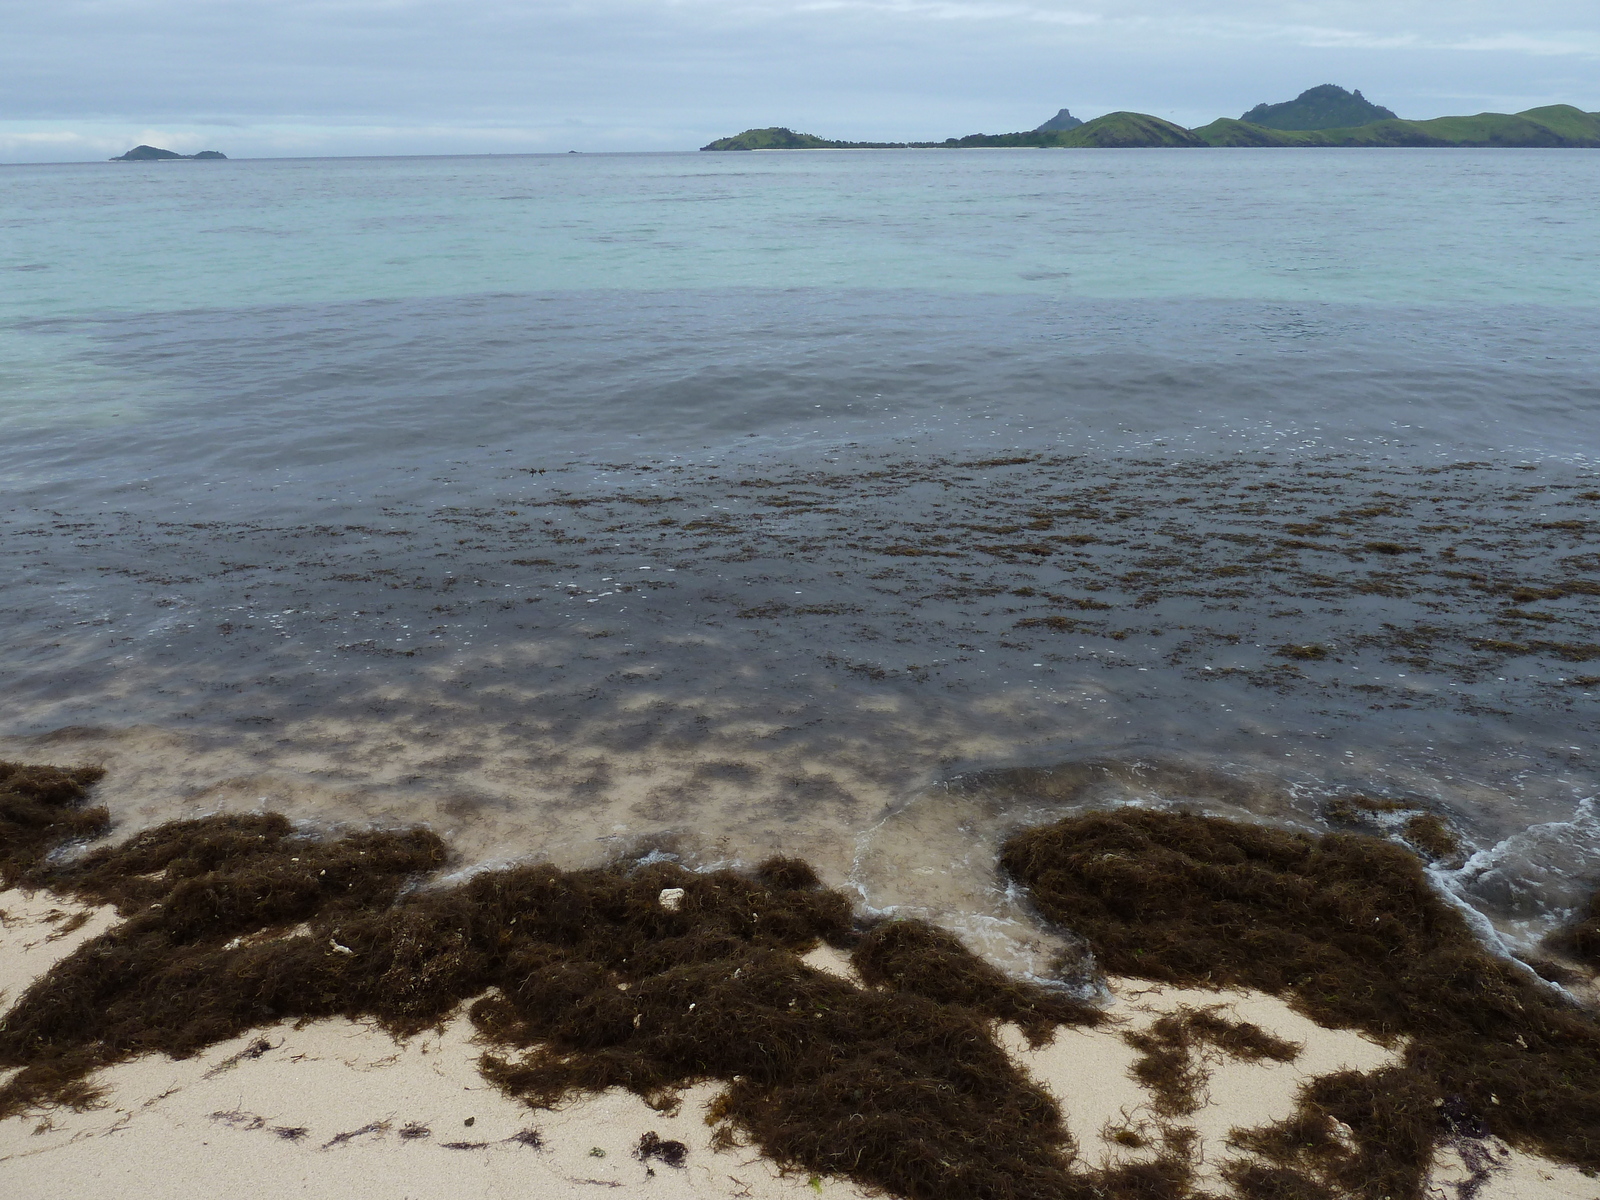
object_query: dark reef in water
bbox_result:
[4,760,1600,1199]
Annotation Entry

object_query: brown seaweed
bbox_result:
[0,761,1103,1200]
[1001,808,1600,1188]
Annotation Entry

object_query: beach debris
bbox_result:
[657,887,685,911]
[636,1131,688,1168]
[322,1121,389,1149]
[210,1108,267,1131]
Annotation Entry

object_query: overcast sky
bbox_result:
[2,0,1596,161]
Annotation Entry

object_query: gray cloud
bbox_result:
[2,0,1595,159]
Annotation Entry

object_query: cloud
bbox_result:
[790,0,1102,26]
[1,0,1595,159]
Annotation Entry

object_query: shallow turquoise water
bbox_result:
[4,149,1599,318]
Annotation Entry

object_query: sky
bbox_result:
[1,0,1596,161]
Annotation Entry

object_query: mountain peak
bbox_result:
[1034,109,1084,133]
[1241,85,1398,131]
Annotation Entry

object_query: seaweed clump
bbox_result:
[1322,795,1461,863]
[0,761,1125,1200]
[0,761,108,884]
[1001,809,1600,1195]
[1547,888,1600,970]
[851,918,1101,1044]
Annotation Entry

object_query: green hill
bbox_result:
[1406,105,1600,146]
[1241,85,1396,131]
[700,127,909,150]
[912,113,1202,149]
[1056,112,1205,147]
[1195,105,1600,148]
[1520,104,1600,140]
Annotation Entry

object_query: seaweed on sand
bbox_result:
[1001,809,1600,1194]
[13,763,1596,1199]
[0,761,1113,1200]
[1123,1006,1299,1118]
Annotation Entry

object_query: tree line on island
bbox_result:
[702,84,1600,150]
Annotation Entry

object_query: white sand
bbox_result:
[997,979,1400,1184]
[3,892,1596,1200]
[0,888,121,1016]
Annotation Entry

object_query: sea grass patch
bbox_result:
[1001,808,1600,1189]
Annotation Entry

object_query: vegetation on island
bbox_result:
[702,84,1600,150]
[932,112,1204,149]
[699,127,913,150]
[1240,84,1397,130]
[703,112,1204,151]
[110,145,228,161]
[1194,104,1600,147]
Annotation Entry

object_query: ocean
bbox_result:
[2,147,1598,976]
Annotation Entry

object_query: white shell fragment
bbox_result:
[657,887,685,912]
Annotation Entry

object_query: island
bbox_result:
[110,145,228,161]
[702,85,1600,150]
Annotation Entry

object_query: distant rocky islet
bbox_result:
[110,145,227,161]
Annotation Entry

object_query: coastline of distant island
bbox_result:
[702,84,1600,150]
[111,145,228,161]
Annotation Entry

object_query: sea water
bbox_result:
[2,148,1598,975]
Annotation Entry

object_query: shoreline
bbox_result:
[3,888,1593,1199]
[4,766,1600,1200]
